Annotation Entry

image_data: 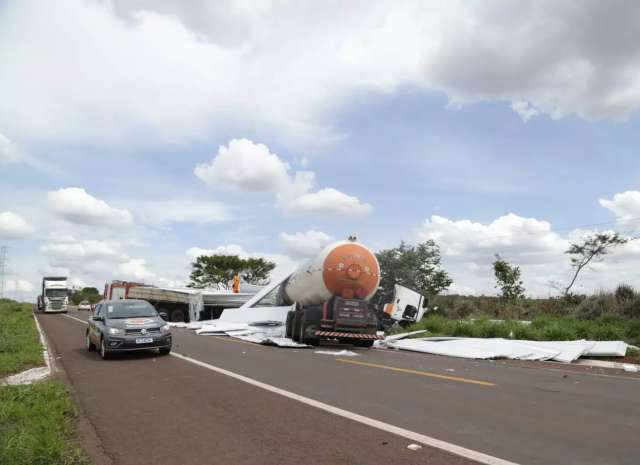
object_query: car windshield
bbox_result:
[46,289,68,298]
[105,301,157,319]
[80,301,89,305]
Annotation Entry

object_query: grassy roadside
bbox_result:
[0,299,87,465]
[406,314,640,344]
[0,299,43,375]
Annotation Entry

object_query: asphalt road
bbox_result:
[39,310,640,465]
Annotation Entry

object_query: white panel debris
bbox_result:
[314,350,359,357]
[387,338,628,363]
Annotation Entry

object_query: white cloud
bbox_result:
[134,200,229,225]
[196,139,372,217]
[40,235,156,284]
[280,230,332,258]
[3,1,638,151]
[0,211,34,238]
[599,191,640,223]
[415,210,640,296]
[416,213,567,261]
[5,279,34,293]
[0,132,21,163]
[281,188,373,217]
[47,187,133,228]
[195,139,290,192]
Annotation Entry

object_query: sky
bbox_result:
[1,0,640,300]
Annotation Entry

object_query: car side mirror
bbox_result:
[93,315,104,322]
[159,312,168,321]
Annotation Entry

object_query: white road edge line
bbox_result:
[33,312,53,374]
[61,313,519,465]
[169,355,519,465]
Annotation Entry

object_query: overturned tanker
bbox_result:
[281,239,382,347]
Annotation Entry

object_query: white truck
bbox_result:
[38,276,70,313]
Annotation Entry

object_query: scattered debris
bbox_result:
[374,330,428,348]
[407,443,423,451]
[387,338,629,364]
[314,350,359,357]
[1,366,50,386]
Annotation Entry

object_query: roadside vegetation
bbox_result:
[0,298,43,375]
[0,380,87,465]
[69,286,101,305]
[0,299,87,465]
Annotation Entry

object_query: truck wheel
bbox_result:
[292,311,302,342]
[169,309,185,323]
[354,339,374,348]
[86,332,95,351]
[298,312,320,346]
[285,311,294,338]
[99,338,110,360]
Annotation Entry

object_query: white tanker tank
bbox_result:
[281,240,381,306]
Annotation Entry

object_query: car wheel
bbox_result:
[100,338,110,360]
[86,332,95,351]
[158,347,171,356]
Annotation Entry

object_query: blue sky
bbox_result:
[1,0,640,299]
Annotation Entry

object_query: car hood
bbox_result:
[106,316,164,329]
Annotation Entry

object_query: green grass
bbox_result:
[405,314,640,346]
[0,299,87,465]
[0,380,87,465]
[0,299,43,376]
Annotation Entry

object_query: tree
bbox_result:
[70,287,101,304]
[493,254,525,302]
[188,254,276,290]
[375,240,452,303]
[564,232,628,295]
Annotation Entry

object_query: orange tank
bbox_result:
[283,241,380,306]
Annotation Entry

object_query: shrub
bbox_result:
[622,297,640,319]
[615,284,636,303]
[575,293,617,319]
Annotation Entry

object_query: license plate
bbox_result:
[135,337,153,344]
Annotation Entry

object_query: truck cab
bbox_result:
[40,276,70,313]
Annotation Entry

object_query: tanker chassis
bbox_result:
[282,239,383,347]
[286,295,380,347]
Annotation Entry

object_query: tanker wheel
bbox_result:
[353,339,374,349]
[298,312,320,346]
[292,311,302,342]
[285,311,294,339]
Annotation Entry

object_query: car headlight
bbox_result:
[160,324,171,334]
[108,327,124,335]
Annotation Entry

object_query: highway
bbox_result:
[38,310,640,465]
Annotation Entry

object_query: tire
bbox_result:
[99,338,110,360]
[86,332,96,351]
[298,311,307,344]
[285,311,294,339]
[298,311,320,346]
[158,347,171,356]
[353,339,374,348]
[169,308,185,323]
[292,311,302,342]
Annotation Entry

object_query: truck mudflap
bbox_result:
[314,331,383,339]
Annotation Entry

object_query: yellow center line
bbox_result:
[336,359,497,387]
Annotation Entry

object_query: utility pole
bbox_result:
[0,246,7,299]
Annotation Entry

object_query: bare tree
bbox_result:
[564,233,628,295]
